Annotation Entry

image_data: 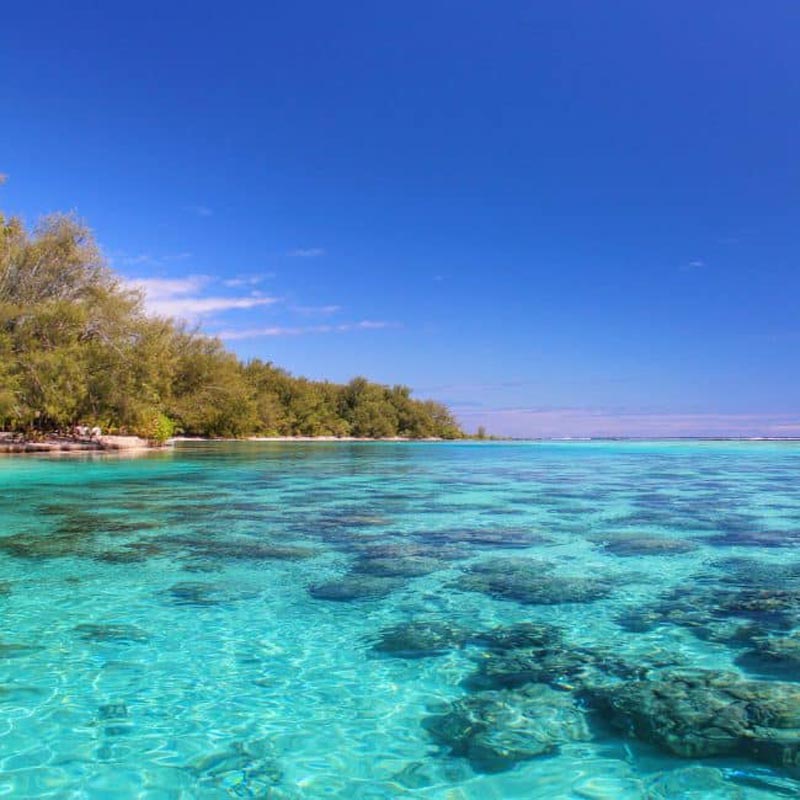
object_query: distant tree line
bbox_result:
[0,211,464,440]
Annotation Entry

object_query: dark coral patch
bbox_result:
[418,528,551,550]
[467,644,641,693]
[615,582,800,640]
[588,669,800,767]
[736,633,800,678]
[353,555,444,578]
[593,532,698,557]
[308,574,404,601]
[423,684,590,772]
[167,581,259,607]
[470,622,563,652]
[703,530,800,548]
[355,542,468,561]
[455,557,612,605]
[373,620,469,658]
[162,536,317,562]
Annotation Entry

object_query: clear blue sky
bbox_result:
[2,1,799,437]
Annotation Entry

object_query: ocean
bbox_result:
[1,440,799,798]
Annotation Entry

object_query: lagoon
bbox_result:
[1,441,800,798]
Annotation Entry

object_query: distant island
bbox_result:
[0,209,464,443]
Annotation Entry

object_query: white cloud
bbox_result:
[287,247,325,258]
[291,304,342,316]
[148,295,277,317]
[223,273,275,287]
[127,275,211,297]
[355,320,392,330]
[124,275,277,320]
[125,271,386,333]
[217,320,394,340]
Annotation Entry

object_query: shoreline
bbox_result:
[3,434,799,455]
[176,435,446,443]
[0,434,165,454]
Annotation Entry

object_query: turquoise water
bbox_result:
[1,441,800,798]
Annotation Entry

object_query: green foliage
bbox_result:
[140,412,175,445]
[0,208,465,440]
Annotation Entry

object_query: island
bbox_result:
[0,210,465,446]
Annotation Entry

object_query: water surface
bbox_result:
[1,441,800,798]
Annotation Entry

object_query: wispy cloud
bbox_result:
[222,273,275,288]
[217,320,395,340]
[681,259,706,271]
[112,251,192,268]
[125,275,277,320]
[287,247,325,258]
[150,295,277,317]
[124,270,391,337]
[127,275,211,296]
[185,204,213,217]
[290,304,342,316]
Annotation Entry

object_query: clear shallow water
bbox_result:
[1,441,800,798]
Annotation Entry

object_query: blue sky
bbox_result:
[2,1,799,437]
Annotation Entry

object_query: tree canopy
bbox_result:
[0,210,464,440]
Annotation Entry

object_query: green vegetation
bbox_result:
[0,209,464,440]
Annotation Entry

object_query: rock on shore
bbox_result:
[0,433,166,453]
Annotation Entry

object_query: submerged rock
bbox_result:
[189,737,282,795]
[0,512,160,562]
[180,560,225,573]
[715,557,800,588]
[468,643,642,692]
[97,702,129,721]
[0,642,41,658]
[353,555,444,578]
[74,623,150,644]
[589,669,800,767]
[308,573,404,601]
[423,684,590,772]
[419,528,551,550]
[169,582,222,606]
[316,511,391,529]
[163,535,317,562]
[593,532,698,557]
[615,582,800,640]
[470,621,563,652]
[704,530,800,548]
[166,581,259,607]
[355,541,468,561]
[0,531,90,559]
[94,541,165,564]
[373,620,469,658]
[644,765,760,799]
[463,617,663,693]
[456,557,613,605]
[736,632,800,678]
